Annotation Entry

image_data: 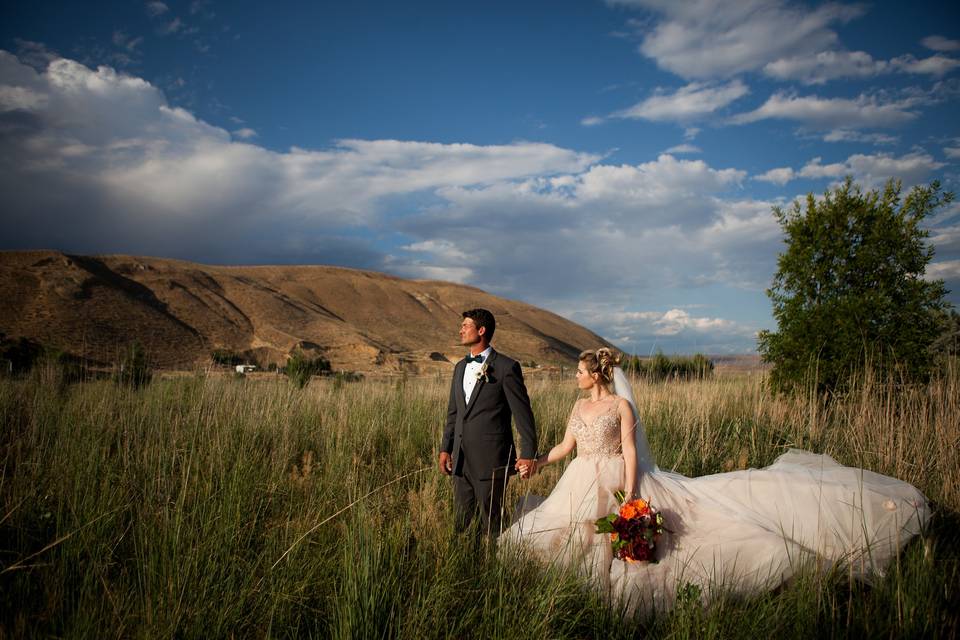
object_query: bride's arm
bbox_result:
[533,401,578,469]
[619,398,638,499]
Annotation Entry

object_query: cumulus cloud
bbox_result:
[754,167,796,185]
[752,152,944,189]
[945,146,960,159]
[890,54,960,77]
[922,35,960,53]
[232,127,257,139]
[664,143,700,154]
[606,1,959,87]
[0,50,787,353]
[610,80,748,122]
[730,92,919,129]
[565,305,760,354]
[0,50,597,265]
[607,0,864,79]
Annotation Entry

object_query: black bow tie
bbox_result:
[465,354,485,364]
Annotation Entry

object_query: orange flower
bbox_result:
[619,498,647,519]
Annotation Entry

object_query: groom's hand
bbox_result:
[438,452,453,475]
[516,458,537,479]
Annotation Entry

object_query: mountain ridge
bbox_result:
[1,250,613,373]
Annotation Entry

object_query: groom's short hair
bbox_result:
[463,308,496,341]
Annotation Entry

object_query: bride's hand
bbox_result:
[516,458,537,478]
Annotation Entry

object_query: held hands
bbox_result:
[515,457,538,479]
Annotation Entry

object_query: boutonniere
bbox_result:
[475,361,490,383]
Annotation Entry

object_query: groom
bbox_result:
[439,308,538,539]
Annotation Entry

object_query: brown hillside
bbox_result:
[0,250,612,373]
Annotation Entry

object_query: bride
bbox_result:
[501,348,931,614]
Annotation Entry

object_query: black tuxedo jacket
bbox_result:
[441,349,537,482]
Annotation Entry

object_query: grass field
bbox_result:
[1,364,958,638]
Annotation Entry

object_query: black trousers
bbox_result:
[453,464,510,539]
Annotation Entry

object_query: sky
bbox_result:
[1,0,959,355]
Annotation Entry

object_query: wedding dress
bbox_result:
[501,369,931,615]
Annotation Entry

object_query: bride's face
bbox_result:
[575,361,598,390]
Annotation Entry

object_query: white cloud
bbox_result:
[232,127,257,139]
[581,115,604,126]
[754,167,795,185]
[763,50,960,84]
[751,152,945,188]
[930,225,960,253]
[610,80,748,122]
[925,260,960,281]
[568,305,760,353]
[0,51,598,264]
[146,1,169,16]
[0,84,47,111]
[890,54,960,77]
[160,17,183,35]
[763,50,887,85]
[945,147,960,159]
[402,239,469,262]
[664,143,700,154]
[0,50,799,353]
[608,0,864,79]
[922,35,960,53]
[731,92,919,129]
[822,129,898,145]
[112,31,144,53]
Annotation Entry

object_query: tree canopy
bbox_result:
[758,177,953,393]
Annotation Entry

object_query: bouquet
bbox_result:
[595,492,666,563]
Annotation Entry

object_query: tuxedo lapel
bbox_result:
[455,360,467,414]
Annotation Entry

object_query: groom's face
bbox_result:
[459,318,484,346]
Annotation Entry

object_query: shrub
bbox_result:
[624,351,714,381]
[113,341,152,388]
[283,350,331,388]
[211,349,244,367]
[0,334,44,374]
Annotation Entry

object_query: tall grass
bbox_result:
[1,365,957,637]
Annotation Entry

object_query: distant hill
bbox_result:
[0,250,614,373]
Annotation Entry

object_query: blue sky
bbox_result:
[2,0,959,355]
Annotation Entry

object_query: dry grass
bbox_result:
[0,363,957,637]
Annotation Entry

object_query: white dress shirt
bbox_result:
[463,346,492,404]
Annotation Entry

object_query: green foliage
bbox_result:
[623,351,714,381]
[112,341,152,388]
[211,348,245,367]
[0,334,44,375]
[758,177,953,393]
[933,308,960,359]
[283,349,331,388]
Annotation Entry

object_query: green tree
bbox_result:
[283,350,331,389]
[113,341,152,388]
[758,177,953,393]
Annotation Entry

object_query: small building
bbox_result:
[235,364,257,374]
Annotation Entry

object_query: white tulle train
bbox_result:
[502,448,930,615]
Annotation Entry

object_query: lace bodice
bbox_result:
[570,398,622,457]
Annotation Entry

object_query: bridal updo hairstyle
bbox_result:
[579,347,621,386]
